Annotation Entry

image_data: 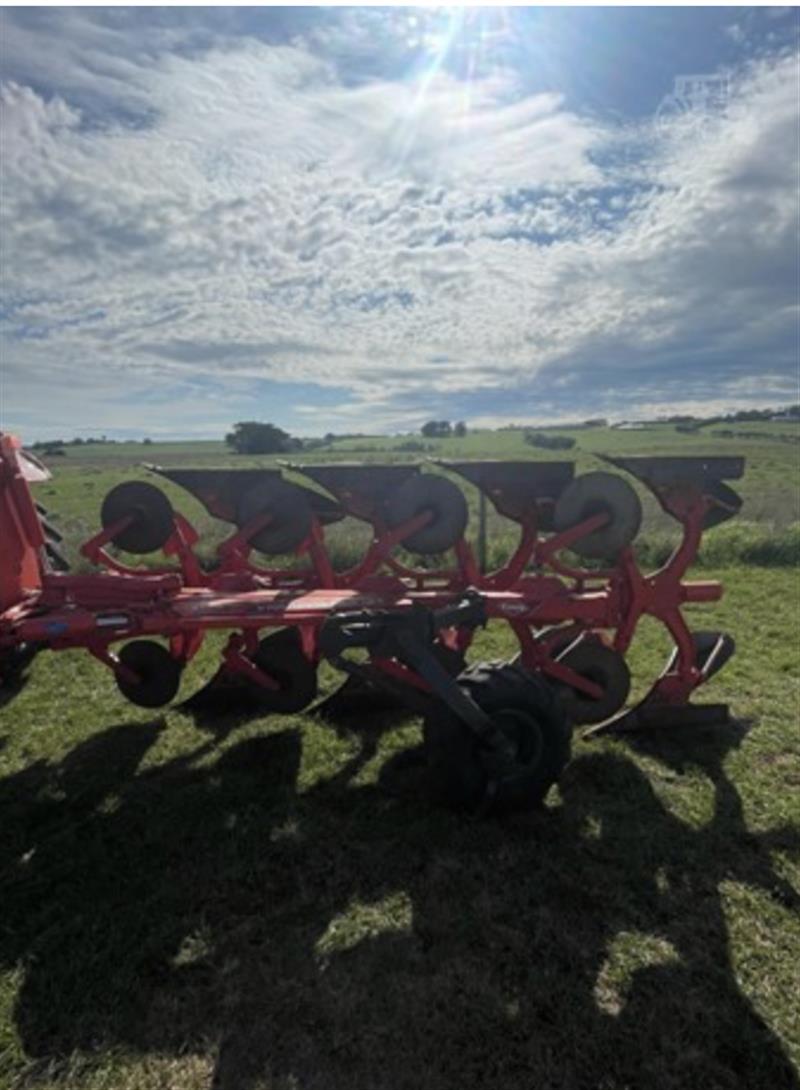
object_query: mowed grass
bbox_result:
[1,425,799,1089]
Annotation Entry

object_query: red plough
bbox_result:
[0,433,743,812]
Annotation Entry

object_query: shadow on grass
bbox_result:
[0,667,31,711]
[0,717,798,1090]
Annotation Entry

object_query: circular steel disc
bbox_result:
[553,471,642,560]
[236,481,312,556]
[384,475,468,554]
[101,481,175,555]
[116,640,182,707]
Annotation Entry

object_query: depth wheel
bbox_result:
[554,641,631,725]
[250,627,318,712]
[553,471,642,560]
[101,481,175,555]
[237,481,312,555]
[384,474,468,554]
[423,661,571,813]
[116,640,182,707]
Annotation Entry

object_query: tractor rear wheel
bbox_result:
[423,661,571,813]
[553,471,642,560]
[384,475,468,554]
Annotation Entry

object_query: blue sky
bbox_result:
[1,6,798,440]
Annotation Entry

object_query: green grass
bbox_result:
[1,427,798,1088]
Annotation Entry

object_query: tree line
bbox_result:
[420,421,467,438]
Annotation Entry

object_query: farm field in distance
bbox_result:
[0,420,798,1090]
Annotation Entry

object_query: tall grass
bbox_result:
[303,519,800,574]
[634,520,800,569]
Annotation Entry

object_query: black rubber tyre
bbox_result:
[554,641,631,725]
[553,471,642,560]
[384,474,468,554]
[236,481,312,556]
[101,481,175,555]
[423,661,571,814]
[116,640,182,707]
[250,627,318,713]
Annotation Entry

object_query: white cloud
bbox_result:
[0,13,797,438]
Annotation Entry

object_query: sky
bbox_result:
[0,5,798,441]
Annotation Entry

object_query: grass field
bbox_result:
[1,423,799,1089]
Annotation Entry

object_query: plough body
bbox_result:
[0,433,743,810]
